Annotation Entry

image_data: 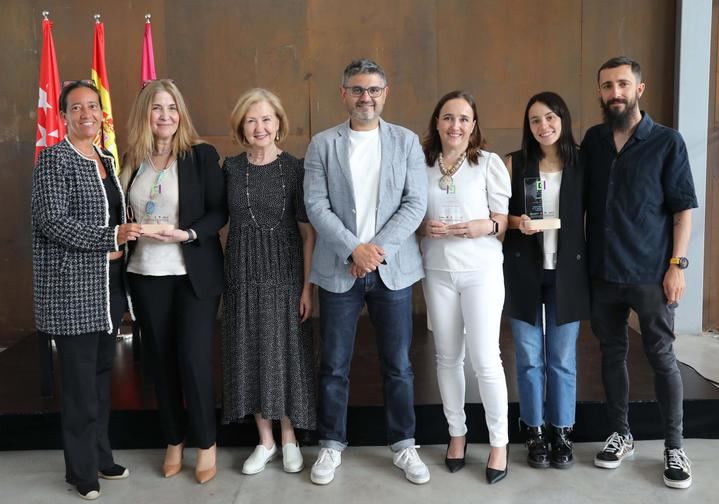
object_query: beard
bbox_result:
[350,99,382,122]
[600,95,639,131]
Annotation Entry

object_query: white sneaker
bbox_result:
[310,448,341,485]
[282,442,305,473]
[242,444,278,475]
[393,446,430,484]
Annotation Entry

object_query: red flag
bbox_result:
[141,14,156,86]
[35,17,65,163]
[91,17,120,172]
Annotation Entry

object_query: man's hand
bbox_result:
[351,243,384,273]
[349,262,367,279]
[663,265,686,305]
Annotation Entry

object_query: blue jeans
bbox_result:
[510,270,579,428]
[318,272,416,451]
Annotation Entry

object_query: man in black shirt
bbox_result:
[582,56,698,489]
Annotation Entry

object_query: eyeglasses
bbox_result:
[142,78,176,89]
[343,86,386,98]
[62,79,97,89]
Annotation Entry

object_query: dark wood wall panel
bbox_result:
[0,0,680,337]
[580,0,676,136]
[704,0,719,331]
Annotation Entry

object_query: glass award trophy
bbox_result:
[524,177,560,230]
[140,188,174,233]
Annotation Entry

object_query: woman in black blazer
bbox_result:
[503,92,590,470]
[122,79,226,484]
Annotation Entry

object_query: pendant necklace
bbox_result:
[245,152,286,232]
[438,151,467,191]
[143,155,173,220]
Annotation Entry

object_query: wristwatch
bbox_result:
[669,256,689,269]
[488,218,499,236]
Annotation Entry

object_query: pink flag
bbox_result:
[141,14,156,86]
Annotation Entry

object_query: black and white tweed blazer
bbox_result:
[32,138,126,336]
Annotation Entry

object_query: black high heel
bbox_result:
[486,444,509,484]
[445,439,467,473]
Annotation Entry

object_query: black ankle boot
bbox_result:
[523,422,550,469]
[551,426,574,469]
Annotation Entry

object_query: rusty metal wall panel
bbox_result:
[0,0,679,334]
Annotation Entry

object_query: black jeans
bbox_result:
[128,273,219,448]
[54,258,126,486]
[590,279,684,448]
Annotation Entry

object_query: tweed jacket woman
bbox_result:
[32,138,127,336]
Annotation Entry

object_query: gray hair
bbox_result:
[341,58,387,87]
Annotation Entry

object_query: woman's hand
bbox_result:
[141,228,191,243]
[518,214,541,235]
[117,223,143,245]
[446,219,489,238]
[424,219,450,238]
[299,284,313,322]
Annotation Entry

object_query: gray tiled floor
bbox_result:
[0,439,715,504]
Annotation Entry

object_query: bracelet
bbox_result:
[488,218,499,236]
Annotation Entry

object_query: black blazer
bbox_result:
[502,150,590,325]
[128,142,227,299]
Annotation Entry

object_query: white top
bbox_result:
[127,159,187,275]
[421,150,511,271]
[540,169,562,270]
[348,127,381,243]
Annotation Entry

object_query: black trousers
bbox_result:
[128,273,219,448]
[54,258,126,486]
[590,279,684,448]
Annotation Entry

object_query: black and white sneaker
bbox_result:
[594,432,634,469]
[98,464,129,480]
[76,482,100,500]
[663,448,692,489]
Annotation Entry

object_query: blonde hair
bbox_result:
[229,88,289,146]
[121,79,203,188]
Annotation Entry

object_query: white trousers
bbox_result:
[422,268,509,447]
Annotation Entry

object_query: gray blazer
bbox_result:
[304,118,427,293]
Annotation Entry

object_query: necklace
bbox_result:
[438,151,467,191]
[245,153,286,232]
[143,157,175,221]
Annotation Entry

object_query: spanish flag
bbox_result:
[91,16,119,172]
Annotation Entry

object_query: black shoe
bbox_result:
[76,482,100,500]
[663,448,692,489]
[486,444,509,484]
[523,422,550,469]
[444,439,467,473]
[98,463,129,480]
[550,426,574,469]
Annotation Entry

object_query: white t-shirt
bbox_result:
[348,127,381,243]
[127,159,187,275]
[421,151,511,271]
[540,169,562,270]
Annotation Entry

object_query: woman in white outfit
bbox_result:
[418,90,511,484]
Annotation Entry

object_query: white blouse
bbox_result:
[127,159,187,276]
[421,150,511,271]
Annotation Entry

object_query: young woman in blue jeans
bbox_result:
[503,92,590,469]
